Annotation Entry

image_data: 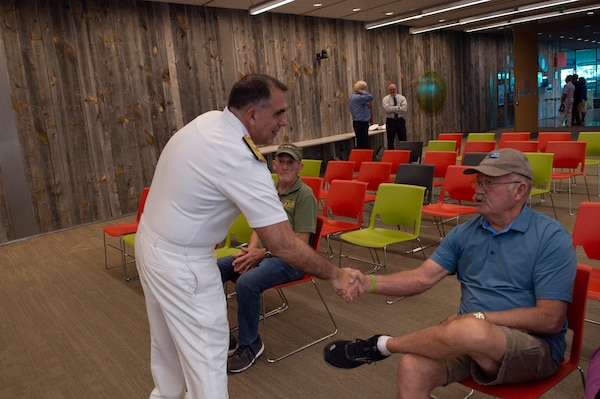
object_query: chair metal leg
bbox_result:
[262,282,338,363]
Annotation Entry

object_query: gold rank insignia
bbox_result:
[243,135,267,163]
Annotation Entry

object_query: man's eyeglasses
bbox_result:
[471,179,523,190]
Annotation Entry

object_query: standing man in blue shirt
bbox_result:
[325,149,577,399]
[349,80,374,149]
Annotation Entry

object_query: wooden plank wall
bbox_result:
[0,0,558,243]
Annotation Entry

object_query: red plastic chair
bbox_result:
[502,140,539,152]
[498,132,531,148]
[300,176,323,200]
[381,150,411,182]
[537,132,571,152]
[460,264,591,399]
[356,162,392,203]
[545,141,591,215]
[462,140,496,154]
[319,160,355,202]
[572,202,600,325]
[438,133,463,155]
[348,149,374,174]
[422,165,478,239]
[318,180,368,258]
[102,187,150,281]
[259,215,338,362]
[423,150,458,197]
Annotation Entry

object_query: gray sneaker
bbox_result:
[227,336,264,373]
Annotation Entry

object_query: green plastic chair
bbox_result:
[577,132,600,196]
[427,139,457,152]
[339,183,426,277]
[299,159,323,177]
[215,213,254,258]
[466,132,495,141]
[524,152,557,219]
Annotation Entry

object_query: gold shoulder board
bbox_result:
[243,135,267,163]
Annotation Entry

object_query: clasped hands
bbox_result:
[331,268,368,303]
[230,246,264,274]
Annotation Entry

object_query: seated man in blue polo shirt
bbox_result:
[324,148,577,398]
[219,143,317,373]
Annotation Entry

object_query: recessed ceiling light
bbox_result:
[353,8,361,12]
[385,11,394,16]
[313,3,322,6]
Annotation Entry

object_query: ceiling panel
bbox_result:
[145,0,600,50]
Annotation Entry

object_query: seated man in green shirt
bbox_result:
[218,143,318,373]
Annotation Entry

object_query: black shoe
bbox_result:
[323,335,389,369]
[227,336,264,373]
[228,334,238,357]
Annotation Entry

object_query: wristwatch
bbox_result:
[473,311,486,320]
[264,249,272,258]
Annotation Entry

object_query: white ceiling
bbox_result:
[146,0,600,50]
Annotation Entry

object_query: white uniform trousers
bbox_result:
[136,222,229,399]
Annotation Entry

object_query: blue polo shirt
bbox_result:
[431,205,577,365]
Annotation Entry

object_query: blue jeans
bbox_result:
[218,255,304,346]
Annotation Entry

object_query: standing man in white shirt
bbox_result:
[135,74,364,399]
[557,75,575,127]
[382,83,408,150]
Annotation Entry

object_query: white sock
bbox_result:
[377,335,392,356]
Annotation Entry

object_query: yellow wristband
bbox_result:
[370,274,376,293]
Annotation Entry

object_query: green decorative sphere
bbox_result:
[416,72,447,114]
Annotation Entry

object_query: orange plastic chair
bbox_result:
[498,132,531,148]
[423,150,458,196]
[318,180,368,258]
[537,132,571,152]
[348,149,374,174]
[356,162,392,203]
[319,160,355,202]
[381,150,411,182]
[300,176,323,200]
[545,141,591,215]
[462,140,496,154]
[460,264,591,399]
[502,140,539,152]
[422,165,478,239]
[103,187,150,281]
[259,215,338,362]
[438,133,463,155]
[571,202,600,325]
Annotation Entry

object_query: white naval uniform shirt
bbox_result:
[141,107,288,247]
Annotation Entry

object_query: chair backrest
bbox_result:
[502,140,539,152]
[572,202,600,260]
[322,180,368,224]
[545,141,586,172]
[463,140,496,154]
[537,132,571,152]
[381,150,411,173]
[299,159,323,177]
[221,213,253,249]
[368,183,425,236]
[322,160,355,188]
[566,264,592,370]
[136,187,151,222]
[311,215,326,252]
[357,162,392,191]
[437,133,463,154]
[466,132,495,141]
[395,163,435,205]
[348,149,374,172]
[499,132,531,148]
[525,152,554,192]
[577,132,600,157]
[300,176,323,200]
[427,140,456,152]
[423,151,457,179]
[396,141,423,163]
[461,152,488,166]
[438,165,476,203]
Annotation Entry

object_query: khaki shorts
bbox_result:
[446,326,559,386]
[579,101,587,114]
